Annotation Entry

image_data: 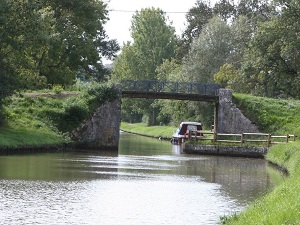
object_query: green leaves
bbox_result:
[183,16,232,83]
[0,0,119,100]
[112,7,176,125]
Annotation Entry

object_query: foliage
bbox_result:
[0,0,119,104]
[182,16,232,83]
[214,64,243,91]
[233,93,300,135]
[1,83,118,147]
[176,16,232,128]
[177,0,213,60]
[112,7,176,125]
[85,82,119,111]
[52,85,64,95]
[241,1,300,98]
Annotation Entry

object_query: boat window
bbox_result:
[187,125,197,131]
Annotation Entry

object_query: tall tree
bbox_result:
[34,0,119,85]
[1,0,119,90]
[180,16,232,127]
[0,0,41,108]
[112,7,176,125]
[130,7,176,80]
[176,1,213,60]
[213,0,236,21]
[241,0,300,98]
[182,16,232,83]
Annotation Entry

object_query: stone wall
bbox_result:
[217,89,259,133]
[72,87,121,150]
[184,144,268,158]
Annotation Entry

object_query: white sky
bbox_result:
[104,0,200,46]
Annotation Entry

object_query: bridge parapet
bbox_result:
[121,80,221,96]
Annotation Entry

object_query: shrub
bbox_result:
[53,84,64,95]
[85,83,118,107]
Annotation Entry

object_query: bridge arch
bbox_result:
[72,81,259,150]
[121,80,259,134]
[121,80,221,131]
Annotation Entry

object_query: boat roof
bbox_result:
[180,122,202,126]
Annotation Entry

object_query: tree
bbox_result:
[34,0,119,85]
[1,0,119,90]
[214,63,242,91]
[176,0,213,60]
[236,0,277,21]
[182,16,232,83]
[155,59,184,125]
[0,0,40,108]
[240,0,300,98]
[178,16,233,127]
[213,0,236,21]
[112,7,177,125]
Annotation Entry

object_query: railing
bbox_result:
[121,80,221,96]
[188,131,297,147]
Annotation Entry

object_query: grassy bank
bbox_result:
[0,127,65,148]
[220,94,300,224]
[221,141,300,224]
[122,95,300,224]
[121,122,176,139]
[0,83,118,150]
[233,93,300,135]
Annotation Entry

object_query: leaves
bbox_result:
[0,0,120,96]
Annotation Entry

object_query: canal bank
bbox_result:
[120,123,300,224]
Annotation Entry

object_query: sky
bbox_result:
[104,0,199,46]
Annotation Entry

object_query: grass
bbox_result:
[0,126,65,148]
[121,122,176,139]
[220,175,300,225]
[233,93,300,135]
[0,83,118,149]
[220,94,300,225]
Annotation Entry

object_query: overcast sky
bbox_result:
[104,0,199,46]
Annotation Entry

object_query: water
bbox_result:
[0,132,281,224]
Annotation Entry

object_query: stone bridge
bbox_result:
[73,80,258,149]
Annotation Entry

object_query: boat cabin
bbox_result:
[171,122,202,144]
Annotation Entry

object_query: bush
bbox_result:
[53,85,64,95]
[61,98,89,128]
[85,83,118,107]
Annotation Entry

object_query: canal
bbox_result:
[0,132,283,224]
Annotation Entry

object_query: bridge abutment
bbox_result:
[217,89,259,133]
[72,86,121,150]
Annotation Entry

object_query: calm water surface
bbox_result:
[0,132,282,224]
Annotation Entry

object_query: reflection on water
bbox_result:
[0,132,285,225]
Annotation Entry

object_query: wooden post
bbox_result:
[241,133,244,145]
[267,134,271,147]
[213,131,217,144]
[286,134,289,143]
